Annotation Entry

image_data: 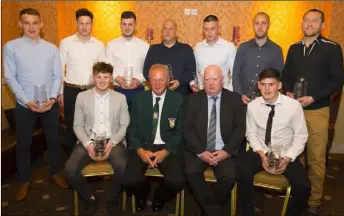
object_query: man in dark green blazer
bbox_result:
[123,64,185,212]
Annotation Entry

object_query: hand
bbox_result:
[128,78,141,89]
[273,156,291,175]
[38,99,55,113]
[168,80,180,90]
[137,148,155,168]
[199,151,216,165]
[87,144,102,161]
[211,150,229,164]
[241,95,250,105]
[115,76,128,89]
[151,149,169,167]
[191,84,199,92]
[257,150,270,173]
[26,101,40,112]
[297,96,314,108]
[286,92,294,99]
[101,143,113,160]
[57,94,64,107]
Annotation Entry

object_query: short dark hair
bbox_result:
[92,62,113,75]
[20,8,41,19]
[303,9,324,23]
[203,15,219,23]
[121,11,136,21]
[76,8,93,21]
[254,12,270,23]
[259,68,281,82]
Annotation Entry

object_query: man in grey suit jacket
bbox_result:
[65,62,129,216]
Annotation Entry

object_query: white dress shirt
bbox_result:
[246,93,308,161]
[106,36,149,85]
[59,34,105,94]
[193,37,236,91]
[152,90,166,145]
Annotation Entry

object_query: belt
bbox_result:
[64,82,93,90]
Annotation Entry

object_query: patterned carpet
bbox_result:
[1,149,344,216]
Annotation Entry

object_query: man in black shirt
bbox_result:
[143,19,196,97]
[282,9,344,216]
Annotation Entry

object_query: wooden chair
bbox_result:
[246,144,292,216]
[74,161,127,216]
[130,167,184,215]
[203,167,237,216]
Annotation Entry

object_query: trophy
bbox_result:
[247,80,259,101]
[124,66,133,87]
[94,132,106,159]
[193,68,204,90]
[167,64,174,87]
[267,144,282,173]
[293,77,307,99]
[34,84,48,106]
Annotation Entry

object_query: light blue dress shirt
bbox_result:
[207,92,224,150]
[4,37,62,108]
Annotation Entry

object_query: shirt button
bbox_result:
[258,55,260,58]
[255,74,258,76]
[257,65,259,67]
[101,122,103,124]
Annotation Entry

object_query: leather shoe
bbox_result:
[152,198,164,211]
[50,175,68,189]
[135,197,147,211]
[16,182,30,201]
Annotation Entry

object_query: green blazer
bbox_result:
[128,89,185,155]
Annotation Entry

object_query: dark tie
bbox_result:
[206,96,218,152]
[265,104,275,146]
[151,97,161,143]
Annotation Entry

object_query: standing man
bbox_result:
[106,11,149,110]
[184,65,246,216]
[192,15,236,92]
[238,68,310,216]
[4,8,67,201]
[143,19,196,97]
[232,12,284,104]
[65,62,129,216]
[282,9,344,216]
[123,64,185,212]
[59,8,105,156]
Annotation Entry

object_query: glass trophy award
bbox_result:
[34,84,48,106]
[247,80,259,101]
[94,132,106,159]
[193,69,204,90]
[267,144,282,173]
[124,66,133,87]
[293,77,307,99]
[167,64,174,86]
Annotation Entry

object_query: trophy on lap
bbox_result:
[267,144,282,174]
[293,77,307,99]
[34,84,48,106]
[93,132,106,160]
[247,80,259,101]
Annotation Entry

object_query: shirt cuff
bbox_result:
[84,140,93,149]
[110,140,118,147]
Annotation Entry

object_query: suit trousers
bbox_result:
[65,143,127,202]
[63,85,86,156]
[303,107,329,207]
[237,150,311,216]
[15,102,60,182]
[184,150,237,216]
[123,145,185,202]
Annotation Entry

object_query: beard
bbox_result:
[254,31,267,39]
[303,29,321,37]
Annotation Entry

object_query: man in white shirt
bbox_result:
[106,11,149,110]
[192,15,236,92]
[65,62,129,216]
[58,8,105,156]
[237,68,310,216]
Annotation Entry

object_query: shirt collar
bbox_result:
[207,90,222,100]
[259,92,282,106]
[301,34,322,45]
[249,37,272,47]
[161,40,180,48]
[23,36,42,44]
[120,35,137,43]
[201,36,224,47]
[152,90,167,101]
[72,33,97,43]
[94,88,110,99]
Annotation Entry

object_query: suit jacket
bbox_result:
[73,88,130,148]
[128,89,185,155]
[183,88,246,156]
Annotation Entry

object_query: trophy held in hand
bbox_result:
[293,77,307,99]
[34,84,48,106]
[94,132,106,159]
[267,144,282,174]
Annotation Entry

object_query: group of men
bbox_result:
[4,6,344,216]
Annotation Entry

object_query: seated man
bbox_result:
[65,62,129,216]
[184,65,246,216]
[123,64,185,212]
[237,68,311,216]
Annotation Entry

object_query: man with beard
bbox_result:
[232,12,284,105]
[282,9,344,216]
[106,11,149,110]
[59,8,105,156]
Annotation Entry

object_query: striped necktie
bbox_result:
[206,96,218,152]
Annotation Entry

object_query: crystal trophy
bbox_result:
[193,69,204,90]
[94,132,106,159]
[293,77,307,99]
[267,144,282,173]
[247,80,259,101]
[34,84,48,106]
[167,64,174,86]
[124,66,133,86]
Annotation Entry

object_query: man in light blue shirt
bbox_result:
[3,8,67,202]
